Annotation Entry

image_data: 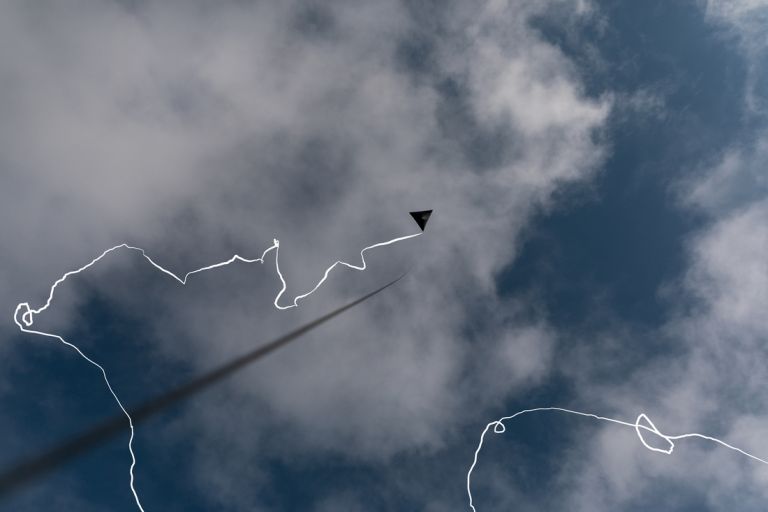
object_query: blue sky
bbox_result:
[1,1,767,511]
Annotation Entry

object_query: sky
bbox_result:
[0,0,767,511]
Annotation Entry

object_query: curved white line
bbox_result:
[13,231,421,510]
[466,407,768,511]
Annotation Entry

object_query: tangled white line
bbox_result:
[12,232,420,511]
[466,406,768,511]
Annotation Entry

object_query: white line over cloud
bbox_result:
[12,231,421,511]
[467,407,768,512]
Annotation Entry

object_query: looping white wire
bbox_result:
[13,231,421,511]
[467,406,768,512]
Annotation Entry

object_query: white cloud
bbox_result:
[684,136,768,215]
[705,0,768,113]
[0,0,610,507]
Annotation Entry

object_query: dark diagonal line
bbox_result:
[0,273,405,498]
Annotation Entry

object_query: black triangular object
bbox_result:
[409,210,433,231]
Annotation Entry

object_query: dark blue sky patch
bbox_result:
[501,0,751,330]
[0,331,143,511]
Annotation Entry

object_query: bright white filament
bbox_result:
[467,406,768,511]
[13,231,421,511]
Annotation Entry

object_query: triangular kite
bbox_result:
[409,210,433,231]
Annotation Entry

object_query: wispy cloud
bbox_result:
[0,0,609,508]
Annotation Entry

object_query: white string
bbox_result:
[12,231,421,510]
[467,406,768,511]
